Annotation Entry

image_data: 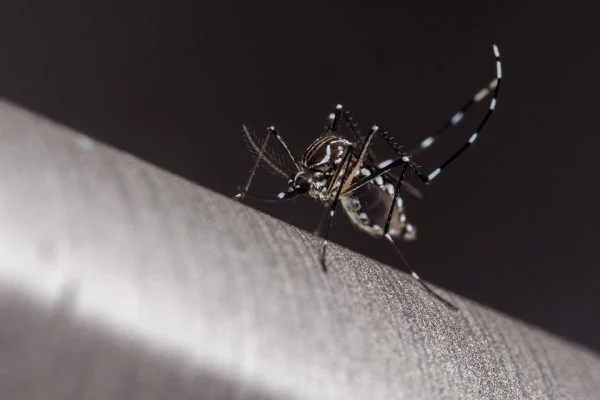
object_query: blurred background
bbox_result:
[0,2,598,352]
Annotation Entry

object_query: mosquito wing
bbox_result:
[241,125,297,179]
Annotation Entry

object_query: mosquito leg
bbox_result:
[320,104,343,136]
[410,44,502,184]
[266,126,301,170]
[326,106,416,196]
[381,163,458,310]
[331,104,343,133]
[384,234,458,311]
[342,125,387,189]
[336,104,380,162]
[383,163,410,235]
[235,125,300,199]
[408,78,498,156]
[340,141,411,195]
[320,145,355,272]
[234,126,272,200]
[377,159,423,199]
[313,202,331,235]
[353,45,501,186]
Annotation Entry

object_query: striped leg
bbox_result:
[322,103,381,162]
[382,163,459,311]
[339,104,384,165]
[383,163,410,235]
[339,127,414,195]
[336,104,424,198]
[329,104,343,133]
[409,78,498,156]
[412,44,502,184]
[319,145,355,271]
[265,126,301,170]
[340,124,410,193]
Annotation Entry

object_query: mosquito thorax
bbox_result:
[302,135,351,169]
[299,135,353,200]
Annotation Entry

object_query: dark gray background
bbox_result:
[0,2,598,352]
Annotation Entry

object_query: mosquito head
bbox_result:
[277,171,311,199]
[290,171,311,194]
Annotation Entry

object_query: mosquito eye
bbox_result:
[293,175,310,193]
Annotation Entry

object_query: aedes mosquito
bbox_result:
[235,44,502,310]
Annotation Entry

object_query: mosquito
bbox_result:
[234,44,502,311]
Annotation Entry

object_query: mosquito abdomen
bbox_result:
[341,179,416,241]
